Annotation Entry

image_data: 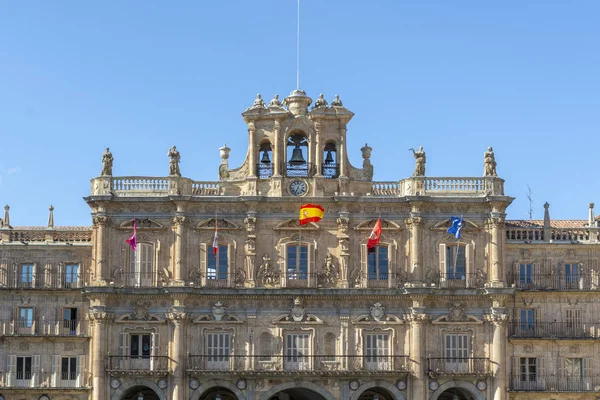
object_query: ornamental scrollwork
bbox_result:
[86,311,115,323]
[405,216,422,227]
[93,216,109,227]
[166,311,188,323]
[484,313,510,325]
[173,215,186,226]
[404,313,430,325]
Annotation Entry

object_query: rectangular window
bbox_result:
[565,263,579,289]
[565,358,582,377]
[20,264,34,288]
[130,243,154,287]
[520,358,537,382]
[63,308,78,335]
[367,246,389,281]
[206,333,231,369]
[61,357,77,381]
[64,264,79,288]
[16,356,32,380]
[520,309,535,334]
[130,334,151,358]
[444,333,470,372]
[207,245,228,280]
[445,246,466,279]
[365,333,390,370]
[19,307,33,328]
[287,245,308,280]
[519,263,533,286]
[285,333,310,370]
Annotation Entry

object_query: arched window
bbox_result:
[129,243,154,287]
[322,142,338,178]
[286,133,309,177]
[257,142,273,179]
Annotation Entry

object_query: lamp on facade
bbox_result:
[137,393,144,400]
[215,393,223,400]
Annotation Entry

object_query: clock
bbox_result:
[289,179,308,196]
[476,381,487,390]
[110,378,121,389]
[349,380,360,390]
[396,380,407,390]
[236,379,247,390]
[189,379,200,390]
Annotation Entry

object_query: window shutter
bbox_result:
[7,355,16,386]
[119,331,129,356]
[227,242,233,276]
[51,354,60,387]
[583,357,590,377]
[31,262,37,288]
[32,354,40,387]
[466,243,474,275]
[151,332,161,371]
[439,243,446,274]
[558,357,565,377]
[538,357,545,388]
[200,243,207,286]
[76,355,85,387]
[11,263,17,288]
[359,244,367,287]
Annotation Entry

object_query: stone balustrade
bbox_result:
[369,176,504,197]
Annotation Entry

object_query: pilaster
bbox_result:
[406,211,424,285]
[92,215,109,285]
[172,213,186,286]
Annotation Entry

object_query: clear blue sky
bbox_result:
[1,1,599,226]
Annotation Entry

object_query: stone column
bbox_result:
[487,215,506,286]
[339,126,347,178]
[405,306,428,400]
[486,311,509,400]
[273,121,282,177]
[172,215,186,286]
[406,214,423,284]
[167,310,187,399]
[314,121,323,177]
[337,214,350,288]
[88,310,113,400]
[248,123,257,177]
[93,216,109,285]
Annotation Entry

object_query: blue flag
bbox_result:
[447,217,463,239]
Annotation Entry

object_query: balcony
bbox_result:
[321,162,339,179]
[256,163,274,179]
[0,372,90,389]
[0,319,89,337]
[508,322,600,339]
[285,162,315,178]
[107,356,170,375]
[0,271,90,290]
[431,273,487,289]
[187,355,411,375]
[428,357,492,376]
[507,272,598,291]
[510,375,600,392]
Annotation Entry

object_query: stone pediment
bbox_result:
[351,314,404,325]
[432,218,479,230]
[431,314,483,325]
[116,313,164,323]
[192,314,243,324]
[354,219,401,231]
[274,219,320,231]
[272,313,322,325]
[196,218,241,230]
[119,218,164,229]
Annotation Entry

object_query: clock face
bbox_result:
[289,180,308,196]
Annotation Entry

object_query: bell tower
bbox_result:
[217,89,374,197]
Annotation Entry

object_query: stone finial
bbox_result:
[589,203,595,226]
[543,202,551,227]
[219,144,231,161]
[48,205,54,228]
[3,205,10,228]
[331,94,343,107]
[361,143,372,159]
[313,93,328,108]
[283,89,312,116]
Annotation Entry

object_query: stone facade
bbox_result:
[1,90,599,400]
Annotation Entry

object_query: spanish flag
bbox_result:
[299,204,324,225]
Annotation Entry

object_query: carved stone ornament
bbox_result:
[212,301,226,321]
[370,302,385,321]
[484,313,510,325]
[291,297,306,322]
[448,302,465,322]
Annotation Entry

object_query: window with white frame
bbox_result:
[19,307,33,328]
[64,263,79,288]
[16,356,33,381]
[365,333,390,370]
[20,264,34,288]
[207,245,228,280]
[119,331,160,370]
[206,332,231,369]
[51,355,84,387]
[566,308,582,335]
[285,333,310,370]
[367,246,388,281]
[444,332,470,372]
[287,244,308,280]
[520,357,537,382]
[129,243,154,287]
[7,355,40,387]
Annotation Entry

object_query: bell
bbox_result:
[324,150,334,163]
[261,150,271,164]
[289,145,306,166]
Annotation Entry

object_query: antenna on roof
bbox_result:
[296,0,301,90]
[526,185,534,219]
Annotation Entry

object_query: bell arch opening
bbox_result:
[286,132,309,177]
[322,141,338,178]
[258,141,273,179]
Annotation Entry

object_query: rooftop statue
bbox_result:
[330,94,343,107]
[251,94,266,109]
[268,94,282,108]
[168,146,181,177]
[484,146,498,176]
[100,147,113,176]
[314,93,328,108]
[410,146,426,176]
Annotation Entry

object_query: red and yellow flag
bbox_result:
[299,204,324,225]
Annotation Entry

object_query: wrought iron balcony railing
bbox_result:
[431,273,487,289]
[284,162,315,178]
[322,162,339,179]
[510,375,600,392]
[0,271,90,290]
[107,356,170,374]
[0,371,91,389]
[256,163,274,179]
[507,272,597,290]
[508,322,600,339]
[0,318,89,337]
[428,357,492,376]
[187,355,410,374]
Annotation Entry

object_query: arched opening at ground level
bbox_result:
[199,387,239,400]
[356,387,395,400]
[429,381,485,400]
[120,385,161,400]
[437,388,476,400]
[267,388,327,400]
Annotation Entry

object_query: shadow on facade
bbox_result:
[267,388,327,400]
[120,385,161,400]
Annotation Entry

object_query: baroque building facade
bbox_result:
[1,89,600,400]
